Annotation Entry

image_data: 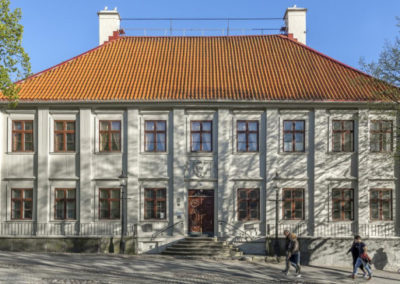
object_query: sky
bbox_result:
[10,0,400,74]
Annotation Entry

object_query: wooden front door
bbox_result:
[188,190,214,236]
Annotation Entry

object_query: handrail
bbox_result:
[218,220,258,241]
[151,221,183,241]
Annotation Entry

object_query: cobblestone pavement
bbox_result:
[0,252,398,283]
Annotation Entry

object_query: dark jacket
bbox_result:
[285,235,291,252]
[347,242,359,259]
[354,242,366,257]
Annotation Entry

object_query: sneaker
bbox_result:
[367,276,372,281]
[350,274,355,279]
[296,274,302,278]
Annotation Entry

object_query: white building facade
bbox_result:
[0,7,398,257]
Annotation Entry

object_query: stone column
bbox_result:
[79,108,93,227]
[36,108,50,234]
[217,109,231,236]
[126,109,139,235]
[265,109,279,236]
[313,109,329,235]
[173,109,185,234]
[357,109,369,234]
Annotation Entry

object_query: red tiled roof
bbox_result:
[0,35,395,102]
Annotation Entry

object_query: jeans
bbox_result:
[353,257,372,277]
[288,252,301,274]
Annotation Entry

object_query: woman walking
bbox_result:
[347,236,366,276]
[351,235,372,280]
[284,233,301,278]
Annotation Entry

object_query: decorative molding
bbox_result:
[185,159,213,179]
[231,177,264,181]
[49,110,79,114]
[49,177,79,181]
[3,177,36,181]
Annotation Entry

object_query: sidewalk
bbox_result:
[0,251,398,283]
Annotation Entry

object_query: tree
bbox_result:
[359,18,400,89]
[0,0,31,107]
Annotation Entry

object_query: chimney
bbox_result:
[98,7,121,45]
[284,5,307,45]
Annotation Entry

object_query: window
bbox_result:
[237,188,260,221]
[144,188,166,219]
[12,120,34,152]
[54,188,76,220]
[99,120,121,152]
[191,121,212,152]
[11,189,33,220]
[237,121,259,152]
[283,120,305,152]
[282,189,304,220]
[99,188,120,219]
[54,121,75,152]
[144,121,166,152]
[370,120,392,152]
[332,188,354,221]
[332,120,354,152]
[370,189,392,221]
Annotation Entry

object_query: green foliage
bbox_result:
[0,0,31,107]
[359,18,400,89]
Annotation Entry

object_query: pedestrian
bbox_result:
[347,236,366,276]
[281,229,291,274]
[351,235,372,280]
[283,233,301,277]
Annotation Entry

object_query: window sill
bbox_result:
[7,220,34,222]
[6,152,35,155]
[232,152,260,156]
[94,152,123,155]
[326,152,356,155]
[368,220,394,223]
[278,152,308,155]
[50,152,78,155]
[49,220,78,223]
[140,152,169,156]
[187,152,214,157]
[141,219,169,223]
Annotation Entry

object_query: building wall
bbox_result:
[0,105,398,253]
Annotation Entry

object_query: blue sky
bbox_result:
[11,0,400,74]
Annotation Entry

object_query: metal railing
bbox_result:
[0,222,137,237]
[150,221,183,241]
[269,223,398,238]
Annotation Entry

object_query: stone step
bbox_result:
[178,240,227,245]
[171,243,233,249]
[183,237,218,242]
[164,247,232,253]
[162,251,231,256]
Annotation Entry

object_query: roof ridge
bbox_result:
[16,38,122,85]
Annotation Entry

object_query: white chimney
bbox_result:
[284,5,307,45]
[98,7,121,45]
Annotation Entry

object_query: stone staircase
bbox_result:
[162,237,243,257]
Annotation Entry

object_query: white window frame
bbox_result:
[7,112,36,153]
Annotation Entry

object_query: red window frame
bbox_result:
[237,120,259,152]
[144,120,167,152]
[370,189,392,221]
[12,120,34,152]
[282,188,304,220]
[370,120,393,152]
[99,120,121,152]
[54,120,76,152]
[332,188,354,221]
[54,188,76,220]
[332,120,354,152]
[99,188,120,219]
[11,188,33,220]
[237,188,260,221]
[144,188,167,220]
[190,120,212,152]
[283,120,305,152]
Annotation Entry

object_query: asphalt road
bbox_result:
[0,252,398,283]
